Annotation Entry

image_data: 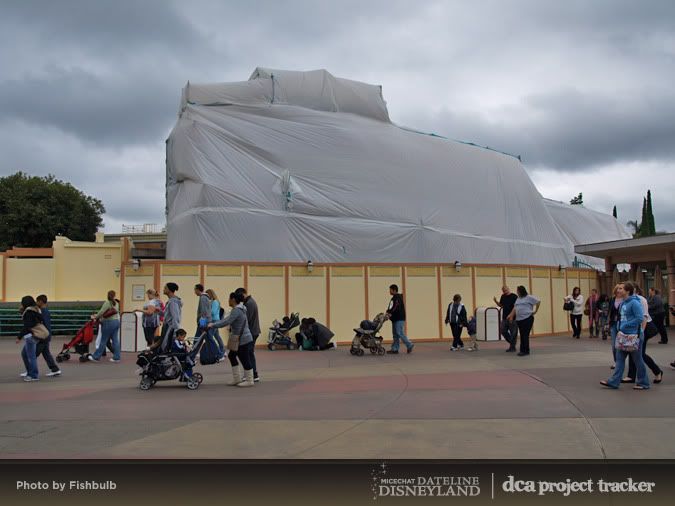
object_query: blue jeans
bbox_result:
[607,336,649,389]
[391,320,413,352]
[610,324,618,361]
[212,328,225,359]
[92,319,121,360]
[21,335,39,379]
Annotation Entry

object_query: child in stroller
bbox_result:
[57,319,98,363]
[267,312,300,350]
[350,313,388,356]
[136,329,203,390]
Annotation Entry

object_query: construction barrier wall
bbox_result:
[1,237,600,343]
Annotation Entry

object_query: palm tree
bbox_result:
[626,220,640,238]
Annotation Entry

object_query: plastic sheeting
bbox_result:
[166,68,629,266]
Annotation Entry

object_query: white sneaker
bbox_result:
[450,347,458,351]
[87,355,98,362]
[109,358,121,363]
[254,376,261,383]
[47,370,62,377]
[20,372,28,378]
[23,376,39,382]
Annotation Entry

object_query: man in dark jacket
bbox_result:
[35,295,61,376]
[445,294,468,351]
[385,284,414,354]
[17,296,42,382]
[648,288,667,344]
[236,288,261,382]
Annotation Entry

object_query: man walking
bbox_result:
[494,286,518,352]
[386,284,414,354]
[235,287,261,382]
[193,284,211,348]
[160,282,182,348]
[445,294,468,351]
[648,288,668,344]
[32,295,61,377]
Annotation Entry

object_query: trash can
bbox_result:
[475,307,501,341]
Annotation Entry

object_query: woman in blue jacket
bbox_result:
[601,282,650,390]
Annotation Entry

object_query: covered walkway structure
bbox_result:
[575,233,675,309]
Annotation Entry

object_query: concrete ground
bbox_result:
[1,331,674,459]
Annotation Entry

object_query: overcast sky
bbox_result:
[1,0,673,233]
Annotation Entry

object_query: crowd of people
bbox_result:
[15,279,672,384]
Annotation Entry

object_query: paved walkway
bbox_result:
[1,331,674,459]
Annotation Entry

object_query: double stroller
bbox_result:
[350,313,388,356]
[56,319,98,363]
[136,330,205,391]
[267,312,300,350]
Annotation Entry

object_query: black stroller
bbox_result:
[350,313,388,356]
[136,330,205,391]
[267,312,300,350]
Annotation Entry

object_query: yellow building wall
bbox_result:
[160,265,200,334]
[551,277,569,333]
[289,266,327,325]
[330,267,365,343]
[367,267,402,341]
[5,258,56,302]
[405,267,439,339]
[247,266,285,337]
[53,237,121,301]
[0,257,4,300]
[204,265,244,311]
[474,267,503,309]
[123,265,155,313]
[440,267,473,339]
[531,276,552,335]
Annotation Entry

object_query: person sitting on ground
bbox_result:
[296,318,336,350]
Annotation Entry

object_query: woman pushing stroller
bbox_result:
[208,292,256,387]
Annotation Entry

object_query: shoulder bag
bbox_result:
[616,331,640,352]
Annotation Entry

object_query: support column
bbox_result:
[667,250,675,310]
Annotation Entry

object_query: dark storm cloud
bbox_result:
[410,87,675,170]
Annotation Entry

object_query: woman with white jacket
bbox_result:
[564,287,584,339]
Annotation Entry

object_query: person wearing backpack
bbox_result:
[445,294,468,351]
[88,290,121,362]
[17,295,49,382]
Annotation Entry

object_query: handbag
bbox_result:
[583,308,590,316]
[616,331,640,352]
[227,333,241,352]
[563,301,574,311]
[31,323,49,340]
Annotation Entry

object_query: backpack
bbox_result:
[199,333,220,365]
[219,307,225,320]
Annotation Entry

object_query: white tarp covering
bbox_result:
[166,68,629,266]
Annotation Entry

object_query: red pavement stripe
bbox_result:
[289,370,539,394]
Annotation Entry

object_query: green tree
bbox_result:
[612,205,617,219]
[0,172,105,250]
[646,189,656,236]
[570,192,583,205]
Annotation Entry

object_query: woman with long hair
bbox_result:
[88,290,121,362]
[564,287,584,338]
[17,295,44,382]
[205,288,226,360]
